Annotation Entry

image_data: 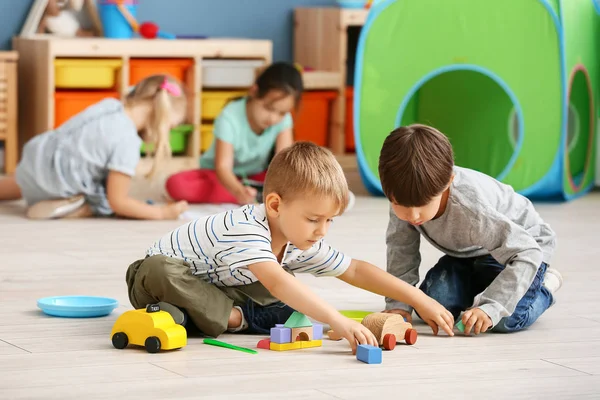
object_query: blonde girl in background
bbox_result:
[0,74,189,220]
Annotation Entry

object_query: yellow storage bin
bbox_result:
[201,90,246,119]
[54,59,122,89]
[201,124,214,152]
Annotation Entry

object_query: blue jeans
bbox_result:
[419,255,554,333]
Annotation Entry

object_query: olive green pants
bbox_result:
[125,255,279,337]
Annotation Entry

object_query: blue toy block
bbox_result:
[312,323,323,340]
[356,345,382,364]
[270,325,291,344]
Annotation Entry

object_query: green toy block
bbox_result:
[284,311,313,328]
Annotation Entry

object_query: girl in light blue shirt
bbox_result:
[0,75,189,220]
[166,62,303,205]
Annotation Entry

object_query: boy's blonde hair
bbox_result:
[125,74,187,177]
[264,142,349,214]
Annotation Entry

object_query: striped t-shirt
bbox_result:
[146,204,352,287]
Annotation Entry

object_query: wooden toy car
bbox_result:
[110,304,187,353]
[328,312,417,350]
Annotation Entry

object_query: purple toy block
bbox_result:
[312,323,323,340]
[270,326,292,344]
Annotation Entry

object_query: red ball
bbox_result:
[140,22,159,39]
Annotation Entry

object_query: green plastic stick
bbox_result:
[203,338,258,354]
[455,320,465,333]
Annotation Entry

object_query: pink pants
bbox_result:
[165,169,267,204]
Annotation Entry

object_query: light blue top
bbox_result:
[15,98,142,216]
[200,97,293,177]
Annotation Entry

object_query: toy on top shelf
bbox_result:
[37,0,101,37]
[97,0,175,39]
[116,2,175,39]
[256,311,323,351]
[139,22,176,39]
[328,312,417,350]
[111,303,187,353]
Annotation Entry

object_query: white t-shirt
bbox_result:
[146,204,352,287]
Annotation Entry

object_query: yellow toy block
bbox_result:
[301,340,322,348]
[270,341,302,351]
[111,304,187,353]
[269,340,322,351]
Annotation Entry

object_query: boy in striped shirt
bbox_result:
[125,142,454,353]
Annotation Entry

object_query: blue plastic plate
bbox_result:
[37,296,119,318]
[337,0,367,9]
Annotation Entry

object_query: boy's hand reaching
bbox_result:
[462,308,492,335]
[414,297,455,336]
[329,315,379,354]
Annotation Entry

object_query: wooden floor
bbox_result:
[1,177,600,399]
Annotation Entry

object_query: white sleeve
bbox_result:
[287,240,351,277]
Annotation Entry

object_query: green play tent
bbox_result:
[354,0,599,200]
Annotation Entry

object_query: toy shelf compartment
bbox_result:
[54,58,123,90]
[129,58,194,85]
[202,59,264,89]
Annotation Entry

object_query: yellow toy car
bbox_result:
[111,304,187,353]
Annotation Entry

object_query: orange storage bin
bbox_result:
[54,91,121,128]
[129,58,194,85]
[293,91,337,147]
[345,86,355,151]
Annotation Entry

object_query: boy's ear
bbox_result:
[448,173,456,186]
[264,192,282,215]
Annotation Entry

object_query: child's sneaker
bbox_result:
[157,302,188,326]
[543,267,563,295]
[26,195,86,220]
[241,300,295,334]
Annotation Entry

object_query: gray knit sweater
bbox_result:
[385,167,556,326]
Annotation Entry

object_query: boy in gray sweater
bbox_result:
[378,124,563,335]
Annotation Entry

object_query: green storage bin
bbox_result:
[141,124,193,154]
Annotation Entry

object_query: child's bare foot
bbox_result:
[26,195,87,220]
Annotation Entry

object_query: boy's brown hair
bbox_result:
[378,124,454,207]
[264,142,349,213]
